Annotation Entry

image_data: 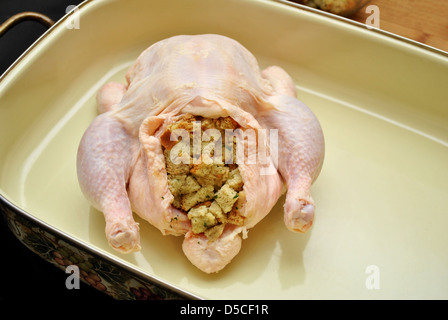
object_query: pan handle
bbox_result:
[0,12,54,37]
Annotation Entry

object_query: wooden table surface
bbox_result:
[350,0,448,53]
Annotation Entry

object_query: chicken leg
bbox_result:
[258,66,325,233]
[77,83,141,253]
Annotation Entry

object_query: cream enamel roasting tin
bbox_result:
[1,0,448,300]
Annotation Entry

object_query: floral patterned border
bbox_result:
[1,204,189,300]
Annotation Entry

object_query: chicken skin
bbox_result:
[76,34,324,273]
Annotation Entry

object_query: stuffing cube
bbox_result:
[167,175,200,197]
[204,223,226,241]
[226,168,243,191]
[188,205,217,234]
[215,183,238,213]
[181,185,214,211]
[209,201,227,223]
[164,149,190,175]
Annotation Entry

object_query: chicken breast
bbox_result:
[76,34,324,273]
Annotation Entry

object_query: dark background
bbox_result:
[0,0,112,301]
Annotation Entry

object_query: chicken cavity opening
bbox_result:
[160,114,246,241]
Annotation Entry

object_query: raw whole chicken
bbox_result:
[76,34,324,273]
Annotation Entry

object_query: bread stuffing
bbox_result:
[162,114,246,241]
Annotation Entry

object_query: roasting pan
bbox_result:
[1,0,447,300]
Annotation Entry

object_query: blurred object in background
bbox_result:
[291,0,371,16]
